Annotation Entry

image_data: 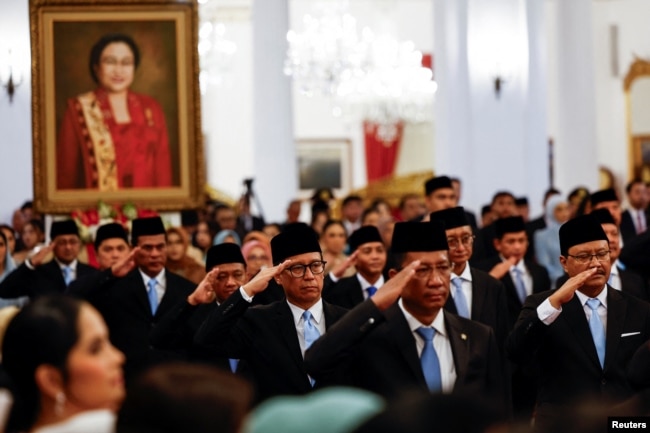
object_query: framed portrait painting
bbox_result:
[296,139,352,198]
[30,0,204,213]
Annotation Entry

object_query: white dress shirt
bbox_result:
[537,285,608,328]
[451,263,474,316]
[287,298,326,358]
[357,273,385,300]
[139,268,166,302]
[56,259,78,282]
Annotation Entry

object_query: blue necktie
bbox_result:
[451,277,470,319]
[513,268,527,304]
[415,327,442,392]
[63,266,73,286]
[147,279,159,315]
[586,298,606,368]
[228,358,239,373]
[303,311,320,386]
[367,286,377,298]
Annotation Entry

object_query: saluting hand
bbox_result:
[489,256,518,280]
[371,260,420,311]
[110,247,139,278]
[188,267,219,305]
[242,260,292,298]
[548,267,598,309]
[331,250,359,279]
[28,244,54,268]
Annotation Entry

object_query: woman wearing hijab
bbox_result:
[534,195,571,286]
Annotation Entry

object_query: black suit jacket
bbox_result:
[69,268,196,380]
[304,301,505,406]
[194,290,348,402]
[620,209,650,245]
[322,274,365,309]
[0,259,98,299]
[507,288,650,427]
[556,267,650,303]
[444,267,510,352]
[474,257,550,330]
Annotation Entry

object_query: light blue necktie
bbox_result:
[228,358,239,373]
[62,266,73,286]
[415,327,442,392]
[451,277,470,319]
[303,311,320,386]
[367,286,377,298]
[513,268,527,304]
[586,298,606,368]
[147,279,159,315]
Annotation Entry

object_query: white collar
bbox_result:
[452,262,473,282]
[356,273,384,290]
[576,286,608,309]
[287,298,324,326]
[398,298,447,337]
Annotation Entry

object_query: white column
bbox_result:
[433,0,472,196]
[434,0,548,216]
[251,0,296,222]
[552,0,599,192]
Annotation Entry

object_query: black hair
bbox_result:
[89,33,141,84]
[116,363,251,433]
[2,296,84,432]
[321,219,347,237]
[491,191,515,205]
[342,195,363,207]
[20,201,33,211]
[626,178,644,194]
[25,219,44,235]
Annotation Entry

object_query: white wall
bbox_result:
[4,0,650,224]
[0,0,32,225]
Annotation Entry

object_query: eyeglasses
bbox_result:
[446,235,475,250]
[413,264,452,280]
[567,250,610,264]
[286,261,327,278]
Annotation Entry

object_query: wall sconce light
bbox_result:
[494,75,505,98]
[1,50,23,103]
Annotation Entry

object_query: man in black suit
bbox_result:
[150,243,250,373]
[322,226,386,309]
[557,209,649,302]
[0,219,97,299]
[69,217,197,382]
[590,188,623,240]
[474,216,551,329]
[193,223,348,402]
[621,178,649,244]
[305,221,506,410]
[471,191,519,262]
[414,175,457,222]
[507,214,650,431]
[429,207,509,351]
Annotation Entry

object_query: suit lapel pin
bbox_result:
[461,333,467,341]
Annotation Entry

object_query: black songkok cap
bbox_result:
[424,176,453,196]
[391,221,448,253]
[515,197,529,206]
[494,216,526,238]
[429,207,469,230]
[348,226,383,252]
[590,208,616,226]
[50,220,79,239]
[559,214,608,256]
[131,217,165,245]
[271,223,321,265]
[590,189,618,206]
[206,243,246,272]
[94,223,128,250]
[181,210,199,226]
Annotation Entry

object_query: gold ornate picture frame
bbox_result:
[30,0,204,213]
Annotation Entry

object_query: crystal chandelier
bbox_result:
[284,4,436,126]
[198,0,237,94]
